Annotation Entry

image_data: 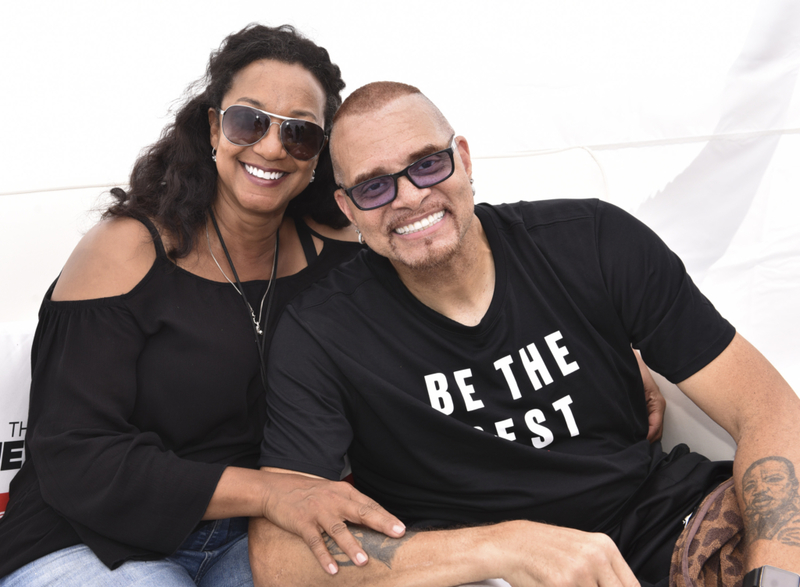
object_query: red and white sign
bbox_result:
[0,321,35,518]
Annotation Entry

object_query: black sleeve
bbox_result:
[593,200,735,383]
[259,306,352,480]
[27,298,225,564]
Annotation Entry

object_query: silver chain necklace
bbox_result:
[205,217,278,337]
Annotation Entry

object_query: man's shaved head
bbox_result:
[332,81,422,125]
[330,81,454,183]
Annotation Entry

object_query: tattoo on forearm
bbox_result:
[743,456,800,546]
[323,527,416,569]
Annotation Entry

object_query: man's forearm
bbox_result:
[678,333,800,573]
[250,517,499,587]
[249,516,639,587]
[735,421,800,572]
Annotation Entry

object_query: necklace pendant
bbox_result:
[249,309,263,336]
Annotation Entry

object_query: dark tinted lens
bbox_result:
[223,105,269,146]
[407,151,454,187]
[350,176,396,210]
[280,120,326,160]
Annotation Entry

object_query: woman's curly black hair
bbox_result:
[105,24,348,259]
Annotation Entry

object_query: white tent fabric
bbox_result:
[1,2,798,577]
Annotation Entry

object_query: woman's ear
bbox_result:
[208,108,221,150]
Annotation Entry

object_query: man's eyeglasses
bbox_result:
[219,104,327,161]
[340,136,457,210]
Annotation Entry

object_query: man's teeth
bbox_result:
[395,211,445,235]
[244,164,286,180]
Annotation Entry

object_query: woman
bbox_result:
[0,24,403,586]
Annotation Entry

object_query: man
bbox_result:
[249,82,800,587]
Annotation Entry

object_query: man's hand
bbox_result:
[259,468,406,575]
[489,521,640,587]
[635,349,666,442]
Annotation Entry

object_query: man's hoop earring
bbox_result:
[470,177,476,197]
[211,148,217,162]
[310,170,315,183]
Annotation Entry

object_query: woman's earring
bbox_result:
[211,148,217,162]
[310,170,316,183]
[355,227,364,245]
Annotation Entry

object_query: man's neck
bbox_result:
[393,217,495,327]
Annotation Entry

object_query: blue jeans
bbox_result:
[0,517,252,587]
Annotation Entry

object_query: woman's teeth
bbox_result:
[244,164,286,180]
[395,210,445,235]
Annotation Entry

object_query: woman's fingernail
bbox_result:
[328,563,337,575]
[356,552,368,564]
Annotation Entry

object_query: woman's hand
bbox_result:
[205,466,405,574]
[259,468,406,575]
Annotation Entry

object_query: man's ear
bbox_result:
[334,189,357,225]
[455,135,472,177]
[208,108,221,150]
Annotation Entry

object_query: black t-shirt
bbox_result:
[260,200,734,578]
[0,218,363,577]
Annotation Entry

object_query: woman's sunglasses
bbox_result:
[219,104,327,161]
[340,136,457,210]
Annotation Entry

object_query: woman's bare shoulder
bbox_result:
[51,216,159,301]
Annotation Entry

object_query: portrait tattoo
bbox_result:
[743,456,800,547]
[323,526,416,569]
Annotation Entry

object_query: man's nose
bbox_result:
[392,176,430,209]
